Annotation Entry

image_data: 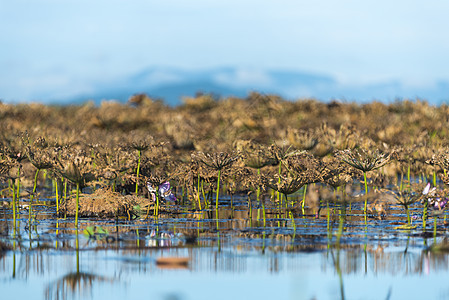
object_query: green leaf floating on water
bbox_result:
[394,224,417,230]
[84,226,109,238]
[84,226,96,237]
[96,226,109,235]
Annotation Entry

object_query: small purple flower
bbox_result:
[430,197,448,210]
[147,181,177,202]
[422,183,447,210]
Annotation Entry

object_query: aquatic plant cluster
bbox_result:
[1,94,449,228]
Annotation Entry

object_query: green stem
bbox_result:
[405,205,410,225]
[135,149,141,196]
[277,161,282,203]
[256,168,260,202]
[76,231,79,273]
[423,200,428,231]
[363,171,368,214]
[64,179,68,219]
[55,179,59,216]
[336,209,344,249]
[75,182,80,228]
[11,179,16,230]
[201,180,208,208]
[29,169,40,223]
[197,189,202,210]
[196,174,201,209]
[154,191,160,218]
[16,167,21,201]
[301,184,307,213]
[284,193,288,218]
[262,198,266,227]
[215,169,221,210]
[289,211,296,236]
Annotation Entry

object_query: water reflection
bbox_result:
[2,201,449,299]
[2,236,449,299]
[44,271,114,300]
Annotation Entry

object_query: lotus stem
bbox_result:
[63,179,68,219]
[201,180,208,208]
[196,174,201,209]
[197,189,202,210]
[215,169,221,210]
[16,167,21,201]
[301,184,307,214]
[363,171,368,214]
[336,209,344,249]
[256,168,260,202]
[55,179,59,216]
[261,197,266,227]
[423,200,428,231]
[29,168,40,224]
[248,194,252,220]
[277,161,282,203]
[11,179,16,230]
[76,231,80,273]
[154,191,160,218]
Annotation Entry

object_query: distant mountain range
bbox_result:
[66,67,449,106]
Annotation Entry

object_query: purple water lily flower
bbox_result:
[147,181,177,202]
[422,183,448,210]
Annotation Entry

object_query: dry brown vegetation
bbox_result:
[1,93,449,218]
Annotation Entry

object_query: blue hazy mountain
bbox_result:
[66,66,449,106]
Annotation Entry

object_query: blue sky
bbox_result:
[1,0,449,102]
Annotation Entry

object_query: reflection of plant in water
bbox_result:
[83,225,109,240]
[44,271,114,300]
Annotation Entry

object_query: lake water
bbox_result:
[1,199,449,300]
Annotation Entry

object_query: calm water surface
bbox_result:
[1,198,449,300]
